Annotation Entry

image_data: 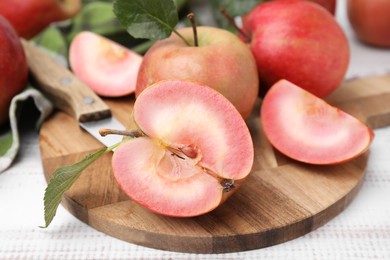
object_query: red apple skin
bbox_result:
[0,0,81,39]
[347,0,390,48]
[0,16,28,126]
[241,0,349,98]
[136,26,259,119]
[308,0,336,14]
[271,0,336,14]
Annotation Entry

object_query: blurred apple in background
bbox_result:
[347,0,390,48]
[0,16,28,126]
[0,0,81,39]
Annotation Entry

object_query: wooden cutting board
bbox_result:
[39,74,390,253]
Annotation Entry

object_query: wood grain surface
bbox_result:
[39,74,390,253]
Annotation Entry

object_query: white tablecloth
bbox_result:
[1,1,390,259]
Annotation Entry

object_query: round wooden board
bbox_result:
[39,75,390,253]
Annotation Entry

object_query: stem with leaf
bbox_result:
[41,141,120,228]
[113,0,197,48]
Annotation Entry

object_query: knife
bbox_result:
[21,39,126,147]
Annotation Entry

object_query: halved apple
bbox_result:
[69,31,142,97]
[111,80,254,217]
[261,79,374,165]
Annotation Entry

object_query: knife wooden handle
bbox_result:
[21,39,111,123]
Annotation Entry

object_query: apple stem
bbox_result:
[220,8,251,42]
[202,166,235,192]
[187,12,198,47]
[99,129,144,138]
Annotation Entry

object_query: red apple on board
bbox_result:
[347,0,390,48]
[0,0,81,39]
[241,0,349,98]
[136,26,259,119]
[69,31,143,97]
[110,80,254,217]
[0,16,28,126]
[261,79,374,165]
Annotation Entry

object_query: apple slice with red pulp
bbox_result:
[69,31,143,97]
[111,80,254,217]
[261,80,374,165]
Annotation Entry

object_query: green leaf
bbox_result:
[82,0,113,4]
[209,0,266,32]
[42,146,112,228]
[67,2,124,42]
[0,131,13,157]
[174,0,189,10]
[31,26,68,58]
[113,0,179,40]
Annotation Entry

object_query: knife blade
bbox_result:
[21,39,126,147]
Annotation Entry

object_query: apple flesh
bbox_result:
[69,31,143,97]
[0,0,81,39]
[241,0,349,98]
[112,80,254,217]
[136,26,259,119]
[347,0,390,48]
[261,80,374,165]
[0,16,28,126]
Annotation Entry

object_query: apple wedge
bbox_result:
[111,80,254,217]
[261,80,374,165]
[69,31,143,97]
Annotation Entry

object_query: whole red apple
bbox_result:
[347,0,390,48]
[241,0,349,98]
[136,26,259,119]
[0,16,28,126]
[0,0,81,39]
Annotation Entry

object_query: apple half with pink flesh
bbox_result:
[261,80,374,165]
[69,31,143,97]
[111,80,254,217]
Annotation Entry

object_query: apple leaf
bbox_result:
[32,26,68,58]
[67,2,124,42]
[209,0,266,31]
[0,131,13,157]
[41,146,115,228]
[113,0,179,40]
